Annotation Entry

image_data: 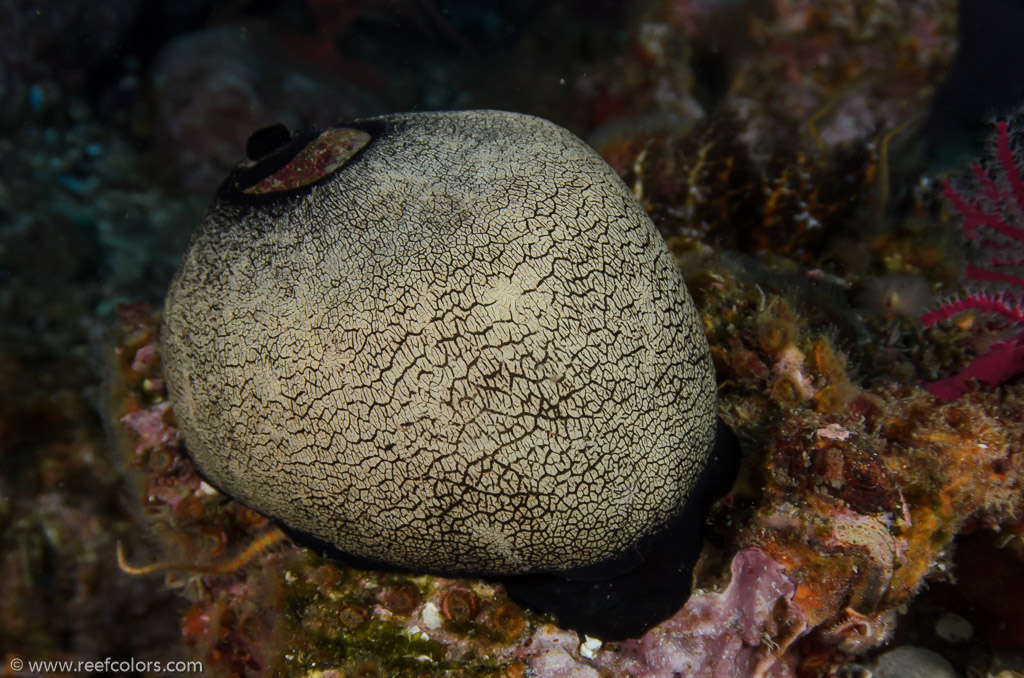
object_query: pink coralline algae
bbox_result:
[522,549,807,678]
[923,116,1024,399]
[610,549,806,678]
[121,401,178,454]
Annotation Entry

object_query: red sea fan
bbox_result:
[922,117,1024,400]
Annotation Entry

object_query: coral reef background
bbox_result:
[2,1,1024,677]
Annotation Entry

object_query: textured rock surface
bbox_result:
[161,110,716,575]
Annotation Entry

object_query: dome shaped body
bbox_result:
[161,110,717,576]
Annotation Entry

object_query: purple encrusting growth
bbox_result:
[922,118,1024,399]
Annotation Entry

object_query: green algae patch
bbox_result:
[277,554,514,677]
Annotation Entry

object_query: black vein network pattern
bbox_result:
[161,110,717,575]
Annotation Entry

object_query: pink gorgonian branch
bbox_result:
[922,117,1024,400]
[921,290,1024,332]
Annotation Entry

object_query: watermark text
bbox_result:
[10,657,203,674]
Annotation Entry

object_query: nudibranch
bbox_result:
[160,110,735,639]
